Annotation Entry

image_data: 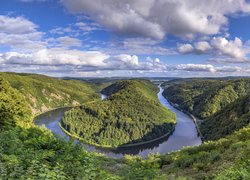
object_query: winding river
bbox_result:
[34,85,201,158]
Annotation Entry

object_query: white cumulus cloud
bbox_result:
[211,37,245,59]
[178,36,249,62]
[177,44,194,54]
[61,0,250,39]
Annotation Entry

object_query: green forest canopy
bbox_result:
[162,78,250,140]
[61,79,176,147]
[0,72,100,115]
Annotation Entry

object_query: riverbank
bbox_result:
[118,127,175,148]
[59,122,116,148]
[60,120,176,149]
[161,96,203,138]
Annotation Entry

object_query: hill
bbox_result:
[0,72,100,115]
[200,94,250,140]
[61,79,176,147]
[162,78,250,119]
[162,78,250,141]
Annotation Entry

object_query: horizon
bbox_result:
[1,0,250,77]
[3,71,250,79]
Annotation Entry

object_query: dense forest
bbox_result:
[200,94,250,140]
[162,78,250,119]
[61,80,176,147]
[0,72,100,115]
[0,77,32,128]
[0,74,249,179]
[162,78,250,140]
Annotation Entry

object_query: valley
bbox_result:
[34,84,201,158]
[0,72,249,179]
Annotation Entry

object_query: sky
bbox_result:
[0,0,250,77]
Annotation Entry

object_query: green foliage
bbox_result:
[117,126,250,179]
[0,76,32,128]
[201,94,250,140]
[0,126,119,179]
[0,74,249,179]
[0,72,100,115]
[216,159,250,180]
[162,78,250,119]
[162,78,250,140]
[62,79,176,147]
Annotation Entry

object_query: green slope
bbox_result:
[61,79,176,147]
[115,125,250,179]
[162,78,250,119]
[0,72,100,115]
[0,77,32,128]
[162,78,250,141]
[200,94,250,140]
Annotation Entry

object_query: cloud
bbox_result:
[216,66,242,73]
[91,38,176,55]
[75,22,101,32]
[207,57,249,64]
[0,49,109,67]
[49,27,76,35]
[178,36,249,62]
[57,36,81,47]
[0,49,245,76]
[174,64,216,73]
[211,37,245,59]
[0,15,46,51]
[107,54,139,68]
[61,0,250,39]
[194,41,212,53]
[47,36,82,48]
[177,44,194,54]
[0,15,37,34]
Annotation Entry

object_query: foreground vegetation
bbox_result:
[0,72,100,115]
[61,80,176,147]
[162,78,250,140]
[0,74,249,179]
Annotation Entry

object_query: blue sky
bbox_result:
[0,0,250,77]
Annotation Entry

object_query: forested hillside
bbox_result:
[201,94,250,140]
[162,78,250,141]
[162,78,250,119]
[0,75,249,179]
[61,80,176,147]
[0,77,32,128]
[0,72,100,115]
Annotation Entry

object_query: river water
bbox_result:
[34,85,201,158]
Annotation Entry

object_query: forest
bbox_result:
[162,78,250,140]
[61,80,176,147]
[0,72,101,115]
[0,73,249,179]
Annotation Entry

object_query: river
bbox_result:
[34,85,201,158]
